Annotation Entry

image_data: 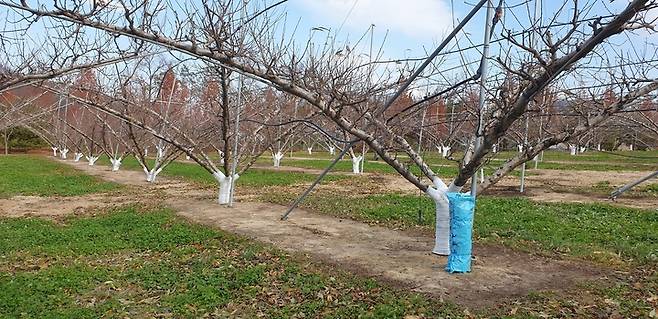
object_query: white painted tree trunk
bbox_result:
[212,172,240,205]
[517,145,523,153]
[216,150,225,165]
[307,147,313,155]
[156,145,165,159]
[630,144,634,151]
[144,148,148,157]
[51,147,58,157]
[426,185,452,255]
[437,145,451,158]
[329,146,335,155]
[59,148,69,159]
[110,158,122,171]
[272,152,284,167]
[597,143,602,151]
[73,153,83,162]
[579,146,586,153]
[144,167,163,183]
[442,146,451,158]
[351,155,363,174]
[492,144,498,153]
[427,180,462,256]
[86,155,99,166]
[569,145,577,155]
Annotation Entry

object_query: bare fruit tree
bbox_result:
[1,0,657,260]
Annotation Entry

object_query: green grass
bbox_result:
[257,157,527,178]
[475,198,658,265]
[532,161,658,172]
[643,183,658,193]
[284,150,658,172]
[162,161,347,187]
[0,206,460,318]
[261,192,658,266]
[538,150,658,164]
[0,155,118,198]
[2,153,657,317]
[257,157,401,174]
[96,155,347,188]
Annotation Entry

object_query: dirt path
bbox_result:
[23,159,608,308]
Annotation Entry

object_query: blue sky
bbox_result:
[277,0,655,56]
[284,0,476,56]
[273,0,657,85]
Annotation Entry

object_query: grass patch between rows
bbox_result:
[0,155,118,198]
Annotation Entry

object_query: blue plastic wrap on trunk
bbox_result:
[445,192,475,273]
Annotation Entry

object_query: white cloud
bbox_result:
[297,0,454,40]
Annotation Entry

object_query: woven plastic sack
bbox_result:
[445,192,475,273]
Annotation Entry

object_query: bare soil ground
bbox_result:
[0,194,136,218]
[493,169,658,209]
[1,158,608,308]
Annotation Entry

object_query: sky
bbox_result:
[282,0,476,59]
[282,0,651,50]
[273,0,657,91]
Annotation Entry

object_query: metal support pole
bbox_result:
[611,170,658,199]
[228,1,246,208]
[280,144,352,220]
[470,0,495,198]
[520,114,529,193]
[228,74,243,207]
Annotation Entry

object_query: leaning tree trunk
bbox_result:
[427,187,451,255]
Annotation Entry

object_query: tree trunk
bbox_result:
[86,155,99,166]
[213,172,239,205]
[437,145,451,158]
[3,131,8,155]
[427,188,451,256]
[110,158,122,171]
[272,152,283,167]
[145,167,163,182]
[351,156,363,174]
